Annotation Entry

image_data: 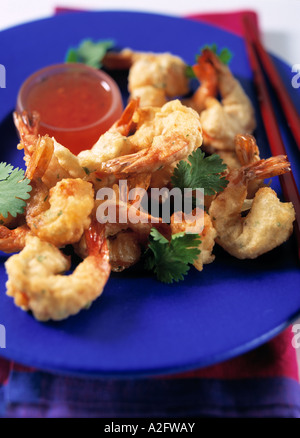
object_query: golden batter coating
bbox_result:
[5,225,110,321]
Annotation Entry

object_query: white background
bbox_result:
[1,0,300,66]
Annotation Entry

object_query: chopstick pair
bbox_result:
[242,13,300,261]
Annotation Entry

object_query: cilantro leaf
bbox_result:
[65,48,78,63]
[171,149,228,196]
[65,39,115,69]
[185,65,196,79]
[0,163,32,218]
[199,44,233,65]
[187,44,233,78]
[0,162,14,180]
[201,43,218,56]
[145,228,201,284]
[218,47,233,65]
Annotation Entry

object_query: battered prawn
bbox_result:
[103,48,190,107]
[78,192,170,272]
[235,134,260,166]
[13,116,95,248]
[183,49,218,113]
[217,132,260,171]
[234,134,263,200]
[0,127,54,253]
[27,178,94,247]
[107,231,142,272]
[75,227,143,273]
[77,100,140,179]
[0,177,94,252]
[189,49,256,151]
[5,222,111,321]
[96,100,203,176]
[209,156,296,259]
[14,105,142,185]
[14,111,85,187]
[13,111,40,167]
[0,224,30,253]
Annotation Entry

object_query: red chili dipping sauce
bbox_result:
[16,63,123,155]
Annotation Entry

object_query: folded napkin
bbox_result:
[1,8,300,418]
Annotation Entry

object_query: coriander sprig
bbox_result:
[186,44,233,78]
[0,162,32,218]
[65,39,115,69]
[144,149,228,283]
[171,149,228,196]
[144,228,201,284]
[198,43,233,65]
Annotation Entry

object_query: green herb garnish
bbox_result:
[144,228,201,284]
[171,149,228,196]
[187,44,233,78]
[198,43,233,65]
[65,39,115,68]
[0,163,32,218]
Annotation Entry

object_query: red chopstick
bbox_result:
[242,13,300,261]
[243,14,300,151]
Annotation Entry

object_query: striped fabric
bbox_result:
[1,328,300,417]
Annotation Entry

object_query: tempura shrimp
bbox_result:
[27,178,94,247]
[209,156,295,259]
[189,49,256,151]
[96,100,203,176]
[103,48,190,107]
[76,227,143,273]
[184,49,218,113]
[77,100,139,178]
[14,111,85,188]
[13,112,95,247]
[235,133,264,200]
[0,125,54,253]
[78,191,170,272]
[217,133,263,200]
[13,111,40,167]
[235,134,260,166]
[107,231,142,272]
[0,224,30,253]
[5,223,111,321]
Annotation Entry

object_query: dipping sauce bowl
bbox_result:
[16,63,124,154]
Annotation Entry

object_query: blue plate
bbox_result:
[0,11,299,377]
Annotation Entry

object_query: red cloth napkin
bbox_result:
[185,10,260,36]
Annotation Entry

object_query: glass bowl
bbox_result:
[16,63,124,154]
